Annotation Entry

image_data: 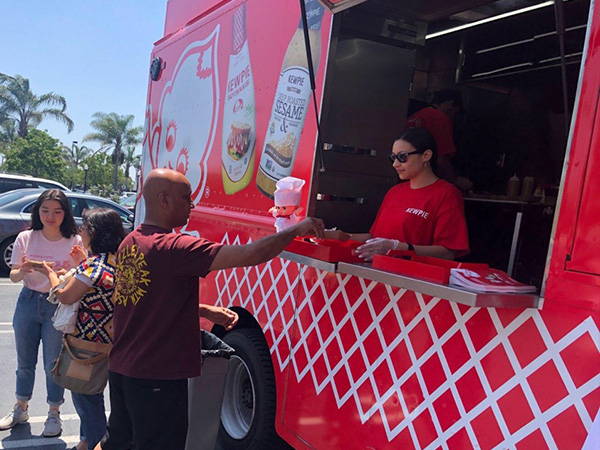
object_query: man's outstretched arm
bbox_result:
[209,217,324,271]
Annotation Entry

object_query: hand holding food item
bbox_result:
[323,229,351,241]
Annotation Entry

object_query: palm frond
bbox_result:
[34,93,68,112]
[40,108,74,132]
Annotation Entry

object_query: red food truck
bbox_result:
[138,0,599,448]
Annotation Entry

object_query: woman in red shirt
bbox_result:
[332,127,469,260]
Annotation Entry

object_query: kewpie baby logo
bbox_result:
[146,25,221,203]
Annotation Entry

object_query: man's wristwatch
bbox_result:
[407,243,415,252]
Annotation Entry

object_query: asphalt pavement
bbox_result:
[0,278,104,449]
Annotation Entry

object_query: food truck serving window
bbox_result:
[311,0,593,302]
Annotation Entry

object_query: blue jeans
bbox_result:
[12,287,64,406]
[72,392,106,448]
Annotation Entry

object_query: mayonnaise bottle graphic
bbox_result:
[255,0,324,198]
[221,3,257,194]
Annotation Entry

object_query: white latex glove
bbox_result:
[356,238,400,261]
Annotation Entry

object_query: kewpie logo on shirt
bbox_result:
[405,208,430,220]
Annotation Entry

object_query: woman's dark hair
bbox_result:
[397,127,438,172]
[81,208,126,254]
[31,189,77,238]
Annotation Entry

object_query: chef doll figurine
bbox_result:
[269,177,305,232]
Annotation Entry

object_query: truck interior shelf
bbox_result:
[279,252,540,309]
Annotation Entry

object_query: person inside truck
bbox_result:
[328,127,469,261]
[407,89,472,191]
[99,168,325,450]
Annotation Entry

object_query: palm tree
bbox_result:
[83,112,142,190]
[0,113,16,145]
[62,141,92,168]
[123,145,140,181]
[0,73,74,138]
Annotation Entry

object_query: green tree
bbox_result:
[60,142,92,188]
[2,129,67,183]
[123,145,140,182]
[83,112,142,191]
[0,113,16,153]
[82,153,133,199]
[62,141,92,168]
[0,73,74,138]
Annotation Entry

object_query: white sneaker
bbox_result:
[42,410,62,437]
[0,404,29,430]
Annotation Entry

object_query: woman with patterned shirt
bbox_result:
[42,208,125,450]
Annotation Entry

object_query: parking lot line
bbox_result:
[0,435,79,448]
[27,414,80,424]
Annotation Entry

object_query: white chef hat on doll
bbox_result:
[274,177,305,206]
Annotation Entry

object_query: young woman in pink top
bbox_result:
[0,189,82,437]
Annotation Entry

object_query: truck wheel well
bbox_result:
[210,306,261,338]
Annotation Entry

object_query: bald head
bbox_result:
[143,168,190,200]
[143,168,193,228]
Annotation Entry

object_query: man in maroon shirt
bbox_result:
[100,169,324,450]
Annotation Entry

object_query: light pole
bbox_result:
[70,141,78,189]
[83,163,89,192]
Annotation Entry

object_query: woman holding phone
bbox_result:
[0,189,82,437]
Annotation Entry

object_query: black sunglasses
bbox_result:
[388,150,424,163]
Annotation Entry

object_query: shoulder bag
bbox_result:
[51,334,111,395]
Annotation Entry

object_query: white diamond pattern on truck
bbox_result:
[213,235,599,449]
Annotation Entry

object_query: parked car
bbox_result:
[0,173,69,194]
[119,191,137,201]
[0,189,134,272]
[119,193,137,213]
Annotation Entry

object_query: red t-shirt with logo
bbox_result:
[407,106,456,157]
[370,180,469,255]
[110,224,222,380]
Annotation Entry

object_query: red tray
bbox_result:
[372,254,490,284]
[372,255,451,284]
[285,238,363,263]
[412,255,489,270]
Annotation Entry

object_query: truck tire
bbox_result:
[0,237,15,274]
[217,328,280,450]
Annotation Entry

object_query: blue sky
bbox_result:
[1,0,166,153]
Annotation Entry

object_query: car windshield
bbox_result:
[121,194,137,207]
[0,190,30,208]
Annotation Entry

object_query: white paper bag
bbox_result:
[47,268,80,333]
[52,302,80,334]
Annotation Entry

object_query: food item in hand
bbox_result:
[27,260,54,268]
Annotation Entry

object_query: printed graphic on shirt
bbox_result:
[114,245,151,307]
[405,208,430,219]
[75,254,116,343]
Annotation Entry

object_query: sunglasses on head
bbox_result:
[388,150,424,163]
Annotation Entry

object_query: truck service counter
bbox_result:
[279,251,540,309]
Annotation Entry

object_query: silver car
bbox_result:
[0,189,134,272]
